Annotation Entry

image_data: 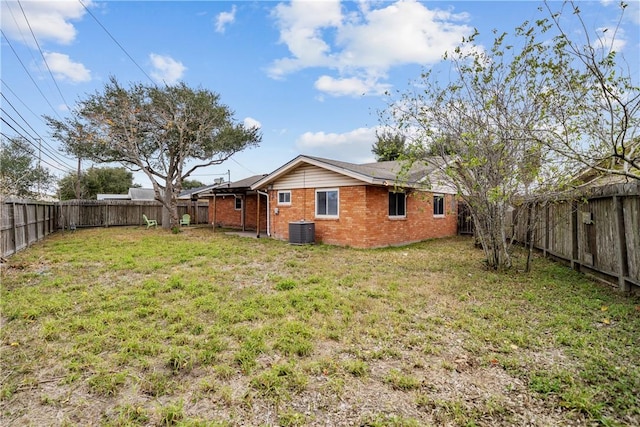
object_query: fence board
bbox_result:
[624,196,640,282]
[548,201,573,259]
[56,200,208,228]
[513,182,640,292]
[1,199,58,258]
[2,199,209,258]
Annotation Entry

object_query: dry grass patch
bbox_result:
[1,227,639,426]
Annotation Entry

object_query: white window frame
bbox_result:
[235,196,243,211]
[388,191,406,218]
[277,190,291,205]
[433,194,445,217]
[315,188,339,218]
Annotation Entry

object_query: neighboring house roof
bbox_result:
[196,174,268,196]
[251,155,453,192]
[178,184,220,200]
[128,188,157,200]
[572,165,639,190]
[97,194,130,200]
[96,187,158,201]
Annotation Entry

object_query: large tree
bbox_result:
[57,166,137,200]
[181,179,206,190]
[533,1,639,181]
[381,2,637,270]
[47,78,261,227]
[381,26,560,270]
[0,137,56,199]
[371,130,408,161]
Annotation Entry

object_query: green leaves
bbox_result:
[48,77,262,225]
[0,137,56,198]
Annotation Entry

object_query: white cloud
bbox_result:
[269,0,473,96]
[244,117,262,129]
[295,127,378,163]
[337,2,471,69]
[0,0,89,46]
[215,5,237,33]
[269,0,343,78]
[149,53,186,85]
[314,75,390,97]
[628,2,640,25]
[43,52,91,83]
[594,27,627,52]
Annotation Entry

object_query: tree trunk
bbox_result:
[472,203,512,271]
[525,204,534,273]
[161,181,180,229]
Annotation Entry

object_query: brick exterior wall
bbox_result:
[268,185,457,248]
[207,194,267,232]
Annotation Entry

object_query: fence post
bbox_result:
[543,202,549,257]
[571,200,579,271]
[613,195,630,292]
[12,202,19,255]
[23,202,30,248]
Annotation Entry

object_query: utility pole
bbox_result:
[37,138,42,198]
[75,157,81,199]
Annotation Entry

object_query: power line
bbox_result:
[230,157,258,175]
[0,126,73,175]
[0,30,63,121]
[0,128,74,174]
[0,109,76,172]
[16,0,71,109]
[1,93,77,167]
[1,79,52,127]
[78,0,156,85]
[2,0,51,90]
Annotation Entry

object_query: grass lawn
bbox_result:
[1,227,639,426]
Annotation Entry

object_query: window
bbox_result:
[433,194,445,216]
[316,189,339,217]
[235,197,242,210]
[278,190,291,205]
[388,191,406,217]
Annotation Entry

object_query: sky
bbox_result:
[1,0,639,189]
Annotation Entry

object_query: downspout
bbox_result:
[241,195,245,231]
[212,194,217,232]
[257,190,270,237]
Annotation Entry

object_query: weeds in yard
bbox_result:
[249,363,308,402]
[87,369,127,396]
[107,403,150,426]
[140,370,174,397]
[277,409,308,426]
[361,413,421,426]
[158,399,184,425]
[274,320,314,357]
[342,359,369,377]
[1,228,638,425]
[384,369,422,391]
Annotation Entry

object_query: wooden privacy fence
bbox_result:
[57,200,209,229]
[1,199,210,258]
[511,182,640,292]
[1,198,57,258]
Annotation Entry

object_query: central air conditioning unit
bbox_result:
[288,221,315,244]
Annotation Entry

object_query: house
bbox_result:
[195,175,268,232]
[97,188,158,201]
[250,155,458,248]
